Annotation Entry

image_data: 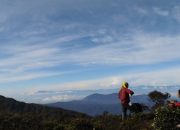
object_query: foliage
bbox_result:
[152,107,180,130]
[92,114,122,130]
[0,90,178,130]
[148,91,170,110]
[69,118,94,130]
[148,91,170,102]
[119,113,154,130]
[0,112,155,130]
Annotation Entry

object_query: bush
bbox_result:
[93,115,121,130]
[152,107,180,130]
[148,91,170,102]
[53,124,65,130]
[148,91,171,110]
[67,118,94,130]
[119,113,154,130]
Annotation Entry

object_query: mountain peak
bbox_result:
[48,93,154,116]
[83,93,119,104]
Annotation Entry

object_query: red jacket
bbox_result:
[119,87,134,105]
[175,102,180,107]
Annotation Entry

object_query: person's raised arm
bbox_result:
[126,89,134,96]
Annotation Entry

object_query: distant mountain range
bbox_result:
[0,95,87,119]
[0,93,154,117]
[48,93,154,116]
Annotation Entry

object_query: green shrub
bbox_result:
[67,118,94,130]
[53,124,65,130]
[93,115,121,130]
[119,113,154,130]
[152,107,180,130]
[148,91,170,110]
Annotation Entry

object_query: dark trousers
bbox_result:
[121,103,130,120]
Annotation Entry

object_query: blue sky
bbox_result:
[0,0,180,103]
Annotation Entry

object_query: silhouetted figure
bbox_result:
[118,82,134,120]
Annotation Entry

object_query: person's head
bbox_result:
[122,81,129,88]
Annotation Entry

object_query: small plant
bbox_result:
[119,113,154,130]
[70,118,94,130]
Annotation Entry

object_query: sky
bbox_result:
[0,0,180,103]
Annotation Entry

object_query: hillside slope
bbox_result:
[0,95,87,119]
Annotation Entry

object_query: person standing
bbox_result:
[118,81,134,120]
[167,89,180,108]
[174,89,180,107]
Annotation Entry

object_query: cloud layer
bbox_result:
[0,0,180,102]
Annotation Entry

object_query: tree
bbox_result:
[148,90,170,110]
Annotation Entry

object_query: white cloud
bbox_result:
[42,95,80,103]
[112,14,127,23]
[172,6,180,22]
[91,35,113,43]
[0,33,87,82]
[153,7,169,16]
[0,0,179,96]
[135,7,148,15]
[0,31,180,83]
[127,67,180,86]
[0,71,61,83]
[23,66,180,93]
[64,32,180,65]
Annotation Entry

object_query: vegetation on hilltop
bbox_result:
[0,90,179,130]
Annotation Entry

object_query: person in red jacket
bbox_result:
[174,89,180,107]
[118,81,134,120]
[174,102,180,107]
[167,90,180,108]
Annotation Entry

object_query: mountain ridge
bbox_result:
[0,94,88,119]
[48,93,154,116]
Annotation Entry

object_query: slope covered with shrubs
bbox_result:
[0,90,179,130]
